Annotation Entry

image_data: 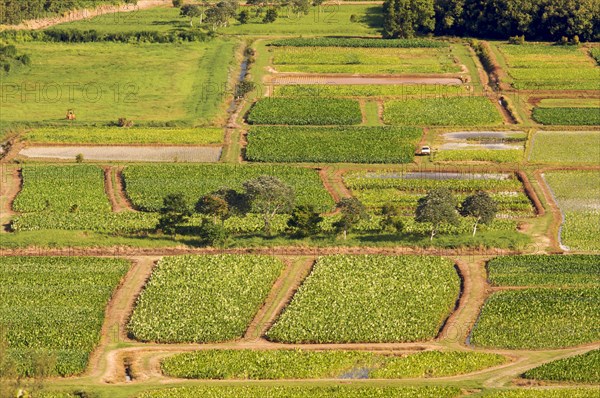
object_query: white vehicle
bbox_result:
[420,146,431,155]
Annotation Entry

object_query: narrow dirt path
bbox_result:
[533,170,563,252]
[438,258,489,347]
[88,256,159,383]
[114,166,136,211]
[104,167,124,213]
[4,0,171,31]
[0,167,21,232]
[319,167,342,203]
[377,100,385,125]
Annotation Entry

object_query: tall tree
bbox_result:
[157,193,191,236]
[333,197,368,240]
[460,191,498,236]
[287,205,323,238]
[382,0,435,38]
[415,188,459,240]
[243,175,295,235]
[195,194,230,223]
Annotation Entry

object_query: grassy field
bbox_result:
[537,98,600,107]
[128,255,284,343]
[0,256,129,376]
[267,255,460,343]
[544,171,600,251]
[384,97,502,126]
[22,126,224,145]
[122,164,334,212]
[161,349,506,379]
[0,39,237,125]
[270,46,461,74]
[496,44,600,90]
[245,126,422,163]
[471,288,600,349]
[530,131,600,163]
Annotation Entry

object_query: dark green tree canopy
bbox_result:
[243,175,295,235]
[415,187,459,240]
[460,190,498,236]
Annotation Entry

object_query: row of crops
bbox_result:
[0,256,129,376]
[471,254,600,349]
[273,84,470,98]
[532,107,600,126]
[160,350,506,379]
[246,98,362,126]
[523,349,600,384]
[245,126,422,164]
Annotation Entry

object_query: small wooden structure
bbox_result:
[66,109,76,120]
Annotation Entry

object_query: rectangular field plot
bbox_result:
[266,255,460,343]
[532,107,600,125]
[271,46,462,74]
[246,98,362,125]
[544,171,600,251]
[0,40,236,124]
[0,256,129,376]
[23,127,224,145]
[344,171,533,219]
[161,349,505,379]
[488,389,600,398]
[496,44,600,90]
[523,349,600,384]
[487,255,600,288]
[273,84,468,98]
[122,164,334,212]
[530,131,600,163]
[11,165,157,233]
[470,288,600,349]
[137,386,461,398]
[127,255,284,343]
[384,97,502,126]
[245,126,422,163]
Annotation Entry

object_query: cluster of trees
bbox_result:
[0,28,209,43]
[0,0,137,25]
[156,175,498,246]
[383,0,600,41]
[0,44,30,73]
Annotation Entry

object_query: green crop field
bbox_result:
[487,389,600,398]
[161,349,505,379]
[523,349,600,384]
[544,171,600,251]
[269,38,447,48]
[122,164,334,212]
[246,98,362,125]
[434,149,523,163]
[497,44,600,90]
[537,98,600,108]
[0,256,129,376]
[267,255,460,343]
[0,39,236,125]
[22,126,224,145]
[136,386,461,398]
[487,255,600,287]
[471,288,600,349]
[245,126,422,163]
[128,255,284,343]
[271,46,461,74]
[532,107,600,125]
[273,84,469,98]
[11,165,157,233]
[530,131,600,163]
[384,97,502,126]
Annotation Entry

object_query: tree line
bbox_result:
[383,0,600,41]
[0,0,138,25]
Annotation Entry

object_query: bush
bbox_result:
[508,35,525,45]
[197,219,229,247]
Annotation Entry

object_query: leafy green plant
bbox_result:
[247,98,362,125]
[270,38,447,48]
[523,349,600,383]
[532,107,600,125]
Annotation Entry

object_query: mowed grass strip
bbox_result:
[471,288,600,349]
[487,255,600,288]
[530,131,600,163]
[245,126,422,163]
[122,164,334,213]
[136,385,462,398]
[532,107,600,125]
[523,349,600,384]
[161,349,506,379]
[246,98,362,125]
[0,40,236,124]
[23,127,224,145]
[384,97,502,126]
[266,255,460,343]
[127,255,284,343]
[0,256,129,376]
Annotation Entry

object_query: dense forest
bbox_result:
[0,0,137,25]
[384,0,600,41]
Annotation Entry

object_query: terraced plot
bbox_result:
[267,255,460,343]
[128,255,284,343]
[0,256,129,376]
[544,171,600,251]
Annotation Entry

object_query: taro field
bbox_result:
[530,131,600,164]
[266,255,460,343]
[0,256,129,376]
